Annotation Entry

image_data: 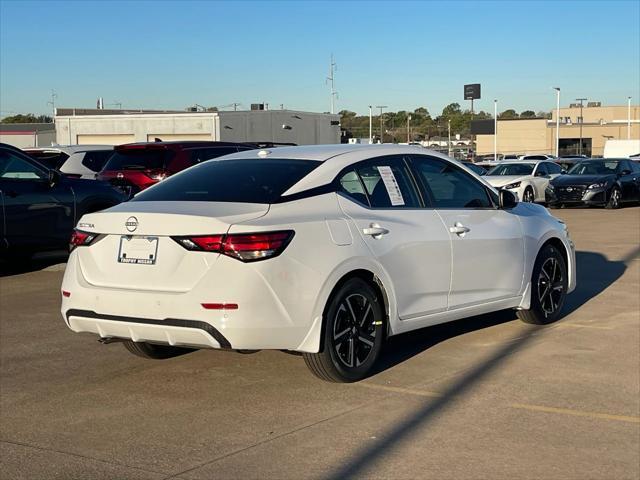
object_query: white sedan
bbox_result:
[61,145,576,382]
[485,160,563,203]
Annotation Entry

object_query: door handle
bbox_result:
[362,223,389,239]
[449,222,471,236]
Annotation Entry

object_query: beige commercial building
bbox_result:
[476,104,639,157]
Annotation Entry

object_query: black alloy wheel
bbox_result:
[518,244,568,325]
[303,278,384,382]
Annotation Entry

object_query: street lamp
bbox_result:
[494,99,498,162]
[368,106,373,144]
[576,98,587,155]
[553,87,560,157]
[407,115,412,143]
[376,106,387,144]
[628,97,632,140]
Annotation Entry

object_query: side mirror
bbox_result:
[535,171,546,177]
[561,169,567,174]
[47,169,60,187]
[499,189,518,209]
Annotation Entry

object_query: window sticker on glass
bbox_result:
[377,166,405,206]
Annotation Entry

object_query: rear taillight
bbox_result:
[69,229,98,252]
[173,231,294,262]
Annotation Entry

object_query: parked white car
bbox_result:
[61,145,576,382]
[485,160,563,202]
[26,145,114,179]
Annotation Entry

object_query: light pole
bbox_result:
[376,105,387,144]
[628,97,632,140]
[576,98,587,155]
[447,120,451,157]
[368,106,373,144]
[407,115,412,143]
[553,87,560,157]
[494,99,498,162]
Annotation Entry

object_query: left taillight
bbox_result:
[172,230,294,262]
[69,229,98,252]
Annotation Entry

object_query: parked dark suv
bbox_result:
[96,141,259,195]
[0,143,125,259]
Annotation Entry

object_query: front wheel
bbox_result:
[605,186,621,209]
[522,187,535,203]
[303,278,385,382]
[123,341,195,359]
[517,244,568,325]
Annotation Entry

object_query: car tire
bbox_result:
[303,277,385,382]
[522,187,535,203]
[123,340,194,359]
[605,186,621,209]
[517,244,568,325]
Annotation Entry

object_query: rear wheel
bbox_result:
[517,244,568,325]
[123,341,194,359]
[303,278,384,382]
[605,186,621,209]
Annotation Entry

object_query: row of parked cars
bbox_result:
[465,154,640,209]
[1,141,638,263]
[0,140,285,260]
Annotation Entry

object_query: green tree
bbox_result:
[499,109,518,119]
[520,110,536,118]
[1,113,52,123]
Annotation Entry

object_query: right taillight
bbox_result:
[172,231,294,262]
[69,229,99,252]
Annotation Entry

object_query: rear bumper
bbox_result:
[64,309,230,349]
[60,250,320,352]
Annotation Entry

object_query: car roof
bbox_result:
[25,145,114,154]
[116,141,252,150]
[217,144,495,196]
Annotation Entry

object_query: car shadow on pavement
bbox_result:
[0,251,68,277]
[326,248,634,480]
[373,249,630,376]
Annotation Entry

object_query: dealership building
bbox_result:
[475,104,639,157]
[53,107,340,146]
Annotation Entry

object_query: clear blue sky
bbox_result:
[1,0,639,117]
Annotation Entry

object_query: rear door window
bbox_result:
[131,159,320,204]
[353,156,421,208]
[546,162,562,174]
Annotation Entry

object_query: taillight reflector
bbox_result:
[172,231,294,262]
[62,290,71,297]
[201,303,239,310]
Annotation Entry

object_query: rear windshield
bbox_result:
[103,149,171,171]
[131,159,321,204]
[79,150,113,172]
[26,151,68,170]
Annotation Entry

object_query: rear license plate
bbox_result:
[118,236,159,265]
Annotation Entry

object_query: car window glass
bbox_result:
[338,170,369,206]
[412,156,492,208]
[617,161,631,173]
[189,147,239,163]
[536,163,548,175]
[354,159,420,208]
[546,162,562,174]
[80,151,112,172]
[0,151,48,180]
[629,161,640,173]
[132,159,320,204]
[487,163,534,176]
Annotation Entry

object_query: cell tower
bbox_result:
[326,54,337,114]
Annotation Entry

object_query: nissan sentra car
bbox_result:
[61,145,576,382]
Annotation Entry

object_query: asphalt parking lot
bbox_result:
[1,208,638,480]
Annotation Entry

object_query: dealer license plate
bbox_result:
[118,236,159,265]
